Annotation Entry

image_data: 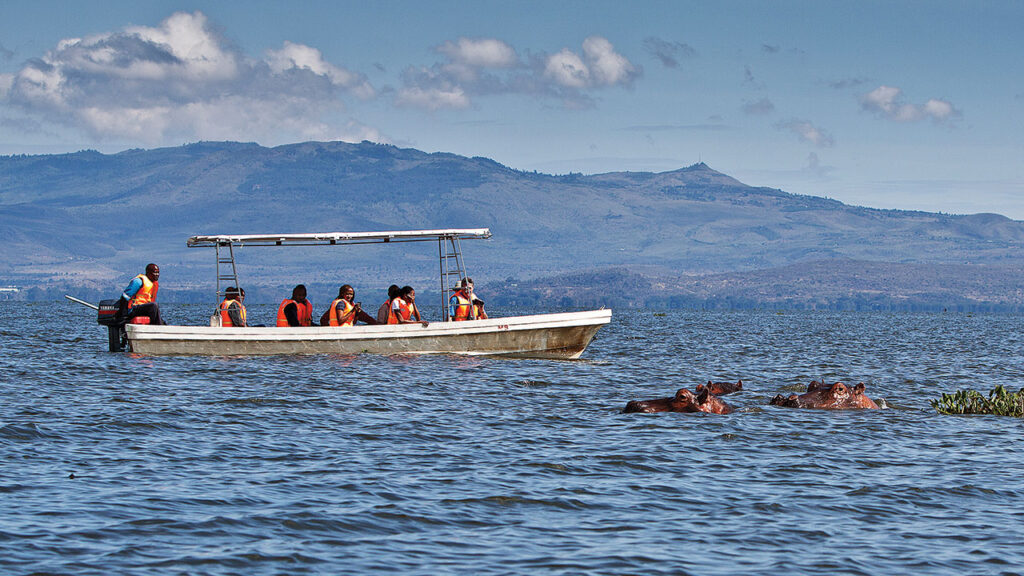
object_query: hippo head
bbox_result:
[816,382,878,409]
[667,388,700,411]
[705,380,743,396]
[771,381,879,410]
[694,384,734,414]
[623,386,733,414]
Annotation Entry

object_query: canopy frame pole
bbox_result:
[438,235,468,321]
[215,241,240,303]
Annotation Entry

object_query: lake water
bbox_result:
[2,301,1023,575]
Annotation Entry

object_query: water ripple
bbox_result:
[3,303,1024,574]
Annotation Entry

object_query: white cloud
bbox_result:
[544,48,591,88]
[776,119,834,148]
[395,85,470,111]
[436,37,517,68]
[544,37,638,89]
[582,36,637,86]
[78,105,173,141]
[266,41,375,99]
[923,98,956,120]
[123,11,238,81]
[0,73,13,97]
[861,85,960,123]
[1,11,379,145]
[399,35,639,110]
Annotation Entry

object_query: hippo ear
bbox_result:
[853,383,866,395]
[695,385,709,403]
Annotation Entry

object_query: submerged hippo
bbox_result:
[770,381,880,410]
[704,380,743,396]
[624,385,733,415]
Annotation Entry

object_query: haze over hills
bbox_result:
[2,140,1023,310]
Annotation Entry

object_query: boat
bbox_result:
[114,229,611,358]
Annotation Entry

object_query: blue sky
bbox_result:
[2,1,1022,217]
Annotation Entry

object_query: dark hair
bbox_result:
[291,284,307,300]
[400,285,415,297]
[387,284,400,299]
[225,286,239,296]
[337,284,353,298]
[461,277,474,287]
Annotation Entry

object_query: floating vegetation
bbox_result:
[931,386,1024,416]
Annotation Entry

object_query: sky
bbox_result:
[1,1,1022,217]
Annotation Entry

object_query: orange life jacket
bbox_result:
[277,298,312,327]
[387,298,401,324]
[451,290,473,321]
[388,297,412,324]
[129,274,158,308]
[328,298,355,326]
[219,298,246,327]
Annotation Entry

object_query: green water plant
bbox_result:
[931,385,1024,416]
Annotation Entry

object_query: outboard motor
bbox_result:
[96,299,126,352]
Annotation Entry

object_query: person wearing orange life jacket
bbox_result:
[388,285,428,326]
[219,286,247,327]
[320,284,378,326]
[277,284,313,327]
[119,263,165,325]
[449,277,488,321]
[377,285,400,324]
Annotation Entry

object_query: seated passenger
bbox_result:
[389,285,428,326]
[219,286,247,327]
[321,284,378,326]
[277,284,313,327]
[120,263,166,325]
[377,284,400,324]
[449,277,488,321]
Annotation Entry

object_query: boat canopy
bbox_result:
[187,228,491,321]
[187,228,491,248]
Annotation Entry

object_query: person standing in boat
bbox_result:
[377,284,400,324]
[277,284,313,327]
[449,277,488,321]
[219,286,247,327]
[322,284,378,326]
[119,263,165,325]
[389,285,428,326]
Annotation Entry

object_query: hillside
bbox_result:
[2,140,1023,308]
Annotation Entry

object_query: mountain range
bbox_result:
[2,140,1023,310]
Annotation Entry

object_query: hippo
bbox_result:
[704,380,743,396]
[624,385,733,415]
[769,381,880,410]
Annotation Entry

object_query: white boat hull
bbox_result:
[125,309,611,359]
